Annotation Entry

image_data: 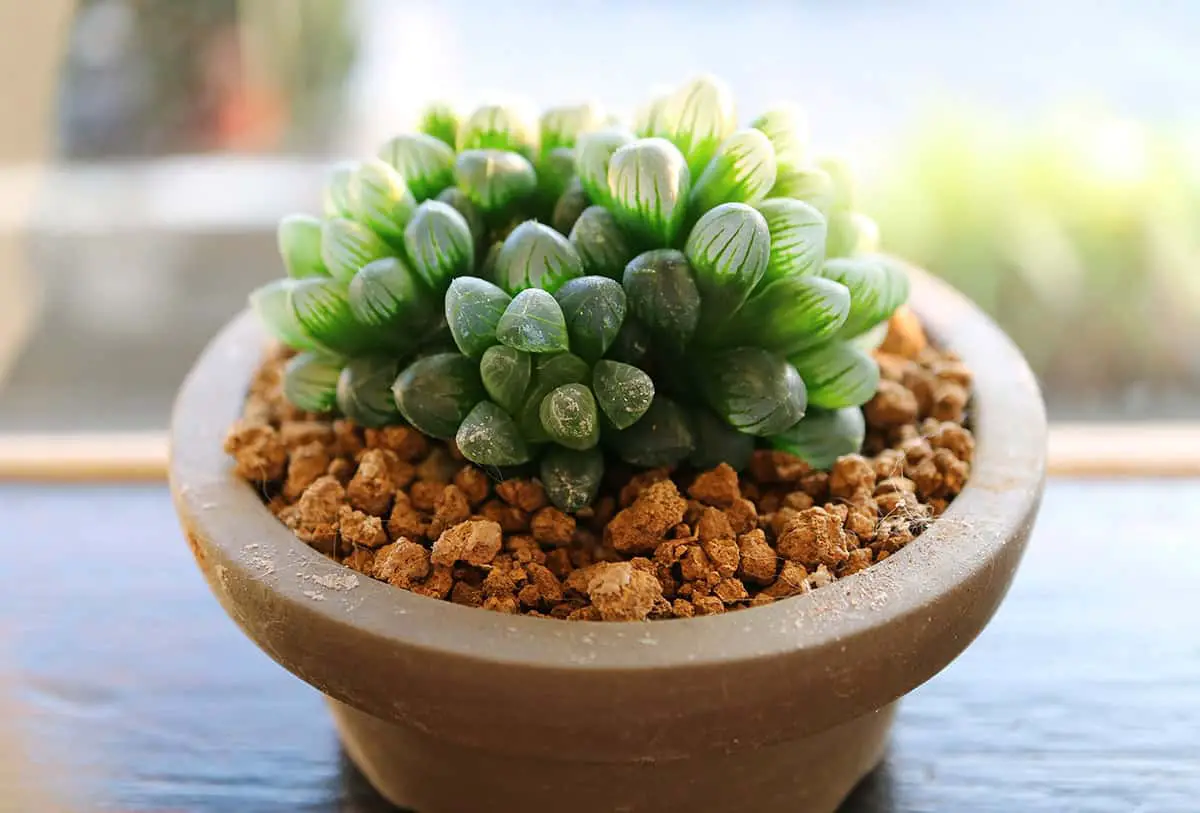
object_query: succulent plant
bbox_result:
[250,75,909,511]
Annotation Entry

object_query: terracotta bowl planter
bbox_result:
[170,267,1046,813]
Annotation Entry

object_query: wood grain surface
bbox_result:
[0,480,1197,812]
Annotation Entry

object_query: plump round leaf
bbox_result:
[323,162,357,217]
[320,217,393,284]
[771,166,836,215]
[574,128,633,207]
[537,146,577,207]
[687,407,756,471]
[283,352,343,413]
[435,187,486,249]
[540,446,604,513]
[277,214,327,279]
[552,178,590,236]
[539,383,600,450]
[789,342,880,410]
[751,105,807,172]
[608,396,695,467]
[607,138,691,246]
[715,275,850,355]
[417,101,459,148]
[659,75,737,177]
[818,156,857,210]
[817,255,910,339]
[288,277,376,355]
[348,159,417,244]
[684,202,770,328]
[515,352,590,443]
[690,129,778,211]
[622,249,701,350]
[757,197,827,283]
[553,276,627,361]
[701,347,807,436]
[403,200,475,291]
[607,318,651,365]
[494,220,583,294]
[479,344,532,414]
[348,257,439,351]
[592,360,654,429]
[336,357,404,427]
[568,205,634,279]
[457,104,536,156]
[456,401,531,466]
[540,102,604,154]
[444,276,512,358]
[633,87,673,137]
[455,149,537,213]
[496,288,570,353]
[249,279,321,352]
[826,210,879,259]
[768,407,866,470]
[378,132,456,202]
[480,241,502,283]
[851,320,890,353]
[392,353,484,439]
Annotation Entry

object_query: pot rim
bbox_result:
[170,265,1046,675]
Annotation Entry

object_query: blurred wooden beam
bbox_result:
[0,424,1198,481]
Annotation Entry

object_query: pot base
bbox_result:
[328,697,895,813]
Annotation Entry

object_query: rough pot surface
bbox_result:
[170,267,1047,813]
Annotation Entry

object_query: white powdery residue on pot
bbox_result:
[302,590,326,602]
[309,573,360,591]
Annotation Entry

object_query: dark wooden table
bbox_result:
[3,480,1198,812]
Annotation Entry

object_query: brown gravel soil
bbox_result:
[224,307,975,621]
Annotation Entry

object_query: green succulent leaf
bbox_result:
[751,105,808,172]
[435,187,487,248]
[539,383,601,450]
[392,353,484,439]
[540,446,604,513]
[336,356,404,428]
[347,159,417,244]
[606,137,691,246]
[770,166,836,215]
[817,255,910,339]
[684,202,770,327]
[622,249,701,351]
[540,102,604,154]
[689,128,778,211]
[716,275,850,354]
[826,210,880,258]
[277,214,327,279]
[757,197,827,282]
[687,407,756,471]
[574,128,634,207]
[456,400,531,467]
[283,352,343,413]
[403,200,475,291]
[768,407,866,470]
[444,276,512,359]
[457,104,536,156]
[537,146,577,207]
[481,241,503,283]
[347,256,439,352]
[496,288,570,353]
[494,220,584,294]
[417,101,459,148]
[378,132,457,202]
[701,347,807,436]
[568,205,635,279]
[553,276,627,361]
[288,277,377,355]
[515,352,590,443]
[592,359,654,430]
[789,342,880,410]
[659,75,738,177]
[479,344,532,414]
[608,395,695,468]
[817,156,857,210]
[454,149,538,213]
[633,88,673,138]
[551,178,590,236]
[320,217,393,284]
[323,162,357,217]
[607,318,652,365]
[851,320,890,353]
[249,279,322,352]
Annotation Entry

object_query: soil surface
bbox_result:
[225,307,975,621]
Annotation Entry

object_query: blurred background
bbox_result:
[1,0,1198,431]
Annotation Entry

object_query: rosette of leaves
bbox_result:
[248,76,911,511]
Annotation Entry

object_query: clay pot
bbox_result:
[170,268,1046,813]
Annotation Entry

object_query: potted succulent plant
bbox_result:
[171,75,1046,813]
